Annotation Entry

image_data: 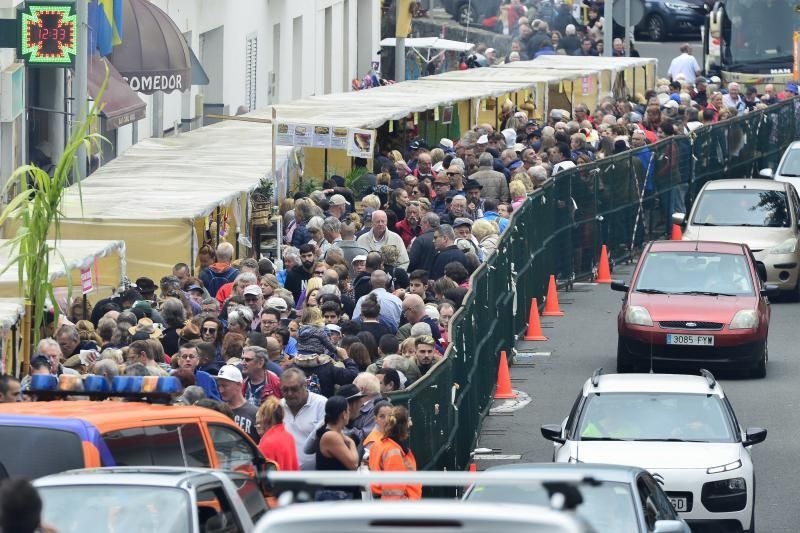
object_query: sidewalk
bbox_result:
[472,264,636,468]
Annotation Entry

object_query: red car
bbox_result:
[612,240,774,378]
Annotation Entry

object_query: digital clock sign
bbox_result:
[18,2,77,68]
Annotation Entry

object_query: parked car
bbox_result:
[674,178,800,298]
[541,370,766,533]
[463,463,690,533]
[256,501,594,533]
[761,140,800,191]
[634,0,706,41]
[440,0,502,26]
[611,239,772,377]
[34,467,267,533]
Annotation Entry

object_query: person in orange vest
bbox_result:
[364,400,393,466]
[369,405,421,500]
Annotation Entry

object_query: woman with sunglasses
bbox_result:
[200,317,224,361]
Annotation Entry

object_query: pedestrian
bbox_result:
[667,43,700,84]
[255,396,299,471]
[214,364,260,442]
[280,368,327,470]
[241,345,282,407]
[175,341,221,400]
[369,405,421,500]
[314,395,360,500]
[199,242,239,298]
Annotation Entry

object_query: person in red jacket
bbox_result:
[255,396,299,471]
[394,203,421,249]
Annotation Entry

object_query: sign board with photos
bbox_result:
[276,123,375,158]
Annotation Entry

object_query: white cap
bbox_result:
[477,134,489,145]
[325,323,342,334]
[215,364,243,383]
[266,296,288,312]
[439,138,454,149]
[352,254,367,264]
[243,284,262,296]
[662,100,679,110]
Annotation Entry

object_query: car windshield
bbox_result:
[634,251,754,296]
[577,393,736,443]
[691,189,790,227]
[723,0,794,65]
[468,481,638,532]
[38,486,191,533]
[778,148,800,177]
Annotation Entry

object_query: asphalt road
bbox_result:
[476,263,800,532]
[636,39,704,79]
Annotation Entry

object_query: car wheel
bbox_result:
[750,340,767,379]
[457,3,477,25]
[647,14,666,41]
[617,340,634,373]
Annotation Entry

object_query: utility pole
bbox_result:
[395,0,406,82]
[74,0,88,180]
[603,0,612,57]
[624,0,631,56]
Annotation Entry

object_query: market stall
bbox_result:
[0,298,24,376]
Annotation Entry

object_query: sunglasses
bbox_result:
[446,172,461,176]
[242,356,256,362]
[314,270,325,275]
[202,327,217,334]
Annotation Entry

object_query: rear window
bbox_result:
[0,426,84,478]
[103,424,210,467]
[692,189,790,227]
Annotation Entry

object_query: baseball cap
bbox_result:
[709,75,721,84]
[266,296,288,312]
[325,323,342,334]
[187,284,203,293]
[513,143,526,153]
[477,134,489,145]
[453,217,473,228]
[243,284,262,297]
[215,365,243,383]
[329,194,350,206]
[135,277,156,294]
[662,99,679,110]
[352,254,367,264]
[787,82,799,95]
[695,76,708,85]
[336,383,366,401]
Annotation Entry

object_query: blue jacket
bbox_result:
[194,369,221,400]
[481,212,509,233]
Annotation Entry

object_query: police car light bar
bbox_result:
[25,375,182,403]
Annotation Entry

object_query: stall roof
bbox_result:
[272,73,573,130]
[0,298,24,332]
[379,37,475,53]
[0,239,125,286]
[527,55,657,71]
[60,111,290,220]
[435,65,596,83]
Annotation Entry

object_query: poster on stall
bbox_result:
[582,76,594,96]
[80,267,93,295]
[347,128,375,158]
[293,124,313,146]
[276,123,295,145]
[441,105,453,125]
[313,126,331,147]
[330,127,348,149]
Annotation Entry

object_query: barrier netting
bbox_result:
[391,98,800,472]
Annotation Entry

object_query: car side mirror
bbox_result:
[743,427,767,447]
[610,280,630,292]
[755,262,768,283]
[654,520,687,533]
[671,212,686,226]
[541,424,566,444]
[759,168,774,179]
[761,284,780,298]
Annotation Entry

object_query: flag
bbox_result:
[88,0,122,57]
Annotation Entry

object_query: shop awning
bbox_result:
[88,54,146,130]
[189,46,209,86]
[110,0,191,94]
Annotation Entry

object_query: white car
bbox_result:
[760,140,800,191]
[540,370,767,532]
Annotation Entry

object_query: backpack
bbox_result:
[204,267,236,297]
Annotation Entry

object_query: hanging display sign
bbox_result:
[18,2,78,68]
[276,123,374,158]
[582,76,594,96]
[80,267,93,295]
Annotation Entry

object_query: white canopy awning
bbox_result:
[0,239,126,297]
[0,298,24,332]
[380,37,475,53]
[437,65,596,83]
[527,55,657,72]
[60,111,291,221]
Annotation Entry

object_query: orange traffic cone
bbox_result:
[494,350,517,399]
[542,275,565,317]
[596,245,612,284]
[671,224,683,240]
[523,298,548,341]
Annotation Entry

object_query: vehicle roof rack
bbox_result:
[699,368,716,389]
[590,368,603,387]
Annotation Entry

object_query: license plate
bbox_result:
[666,334,714,346]
[669,496,689,512]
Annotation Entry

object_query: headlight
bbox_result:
[665,1,691,9]
[770,238,797,254]
[729,310,758,329]
[625,306,653,326]
[707,459,742,474]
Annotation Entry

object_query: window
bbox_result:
[637,475,678,531]
[691,189,790,228]
[0,426,84,478]
[104,424,209,467]
[245,34,257,111]
[228,472,268,522]
[208,424,258,473]
[196,485,244,533]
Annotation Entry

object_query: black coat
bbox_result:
[408,229,436,273]
[430,245,469,280]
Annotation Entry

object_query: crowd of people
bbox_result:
[2,49,796,500]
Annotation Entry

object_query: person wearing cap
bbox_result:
[215,364,260,442]
[135,276,158,304]
[351,254,367,274]
[691,77,708,106]
[463,179,486,220]
[468,152,509,204]
[431,172,451,216]
[243,284,264,330]
[327,194,350,222]
[667,43,700,84]
[452,217,476,243]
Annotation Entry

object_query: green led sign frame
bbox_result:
[18,2,77,68]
